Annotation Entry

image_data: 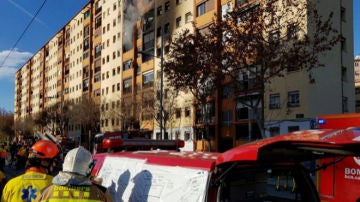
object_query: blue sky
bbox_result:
[0,0,88,112]
[0,0,359,113]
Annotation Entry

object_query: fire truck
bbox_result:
[316,113,360,202]
[93,130,184,154]
[91,128,360,202]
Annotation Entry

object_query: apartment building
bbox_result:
[264,0,354,136]
[355,55,360,112]
[14,0,196,150]
[14,0,353,152]
[191,0,354,152]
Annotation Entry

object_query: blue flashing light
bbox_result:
[317,119,326,125]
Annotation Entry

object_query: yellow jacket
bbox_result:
[1,170,53,202]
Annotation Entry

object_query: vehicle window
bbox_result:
[219,165,317,202]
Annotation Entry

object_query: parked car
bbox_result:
[91,128,360,202]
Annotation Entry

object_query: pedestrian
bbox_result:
[35,146,112,202]
[1,139,60,202]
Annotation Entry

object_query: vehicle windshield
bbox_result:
[218,164,318,202]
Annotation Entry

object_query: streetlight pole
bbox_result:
[159,25,164,140]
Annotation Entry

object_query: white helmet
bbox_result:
[63,146,94,176]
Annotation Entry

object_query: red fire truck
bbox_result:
[91,128,360,202]
[93,130,184,154]
[316,113,360,202]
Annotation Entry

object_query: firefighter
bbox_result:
[1,140,60,202]
[16,143,28,170]
[35,146,112,202]
[0,144,7,171]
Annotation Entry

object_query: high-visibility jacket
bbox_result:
[35,184,112,202]
[0,148,7,158]
[1,170,53,202]
[17,147,27,157]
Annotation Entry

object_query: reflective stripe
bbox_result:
[40,199,103,202]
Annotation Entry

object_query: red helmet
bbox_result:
[29,139,59,159]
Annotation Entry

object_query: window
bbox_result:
[143,31,155,50]
[95,16,102,29]
[156,27,162,37]
[287,24,299,40]
[94,74,101,82]
[287,91,300,107]
[221,111,232,126]
[95,0,102,14]
[175,108,181,118]
[185,12,193,23]
[165,1,170,12]
[269,30,280,43]
[222,2,232,20]
[157,6,162,16]
[95,44,102,58]
[83,10,90,19]
[83,38,89,50]
[341,7,346,22]
[123,78,132,94]
[222,85,232,98]
[176,17,181,28]
[341,37,347,52]
[197,2,206,16]
[83,51,89,59]
[123,60,133,71]
[342,66,347,81]
[185,107,190,117]
[269,127,280,137]
[184,131,190,141]
[142,71,154,89]
[269,93,280,109]
[83,79,89,91]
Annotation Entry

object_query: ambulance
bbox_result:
[317,113,360,202]
[91,128,360,202]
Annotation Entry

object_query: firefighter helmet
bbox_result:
[62,146,94,176]
[29,139,59,159]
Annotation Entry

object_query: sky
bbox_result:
[0,0,359,113]
[0,0,89,112]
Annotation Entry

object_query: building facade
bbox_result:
[14,0,354,152]
[355,55,360,112]
[14,0,196,150]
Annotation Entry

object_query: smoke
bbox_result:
[123,0,154,51]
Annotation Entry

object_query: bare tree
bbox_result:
[69,96,100,148]
[0,108,14,139]
[145,84,178,139]
[164,0,340,139]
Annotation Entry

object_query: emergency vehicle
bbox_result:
[91,128,360,202]
[93,130,184,153]
[316,113,360,202]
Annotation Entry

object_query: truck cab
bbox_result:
[91,129,360,201]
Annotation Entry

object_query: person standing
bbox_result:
[1,140,60,202]
[35,146,112,202]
